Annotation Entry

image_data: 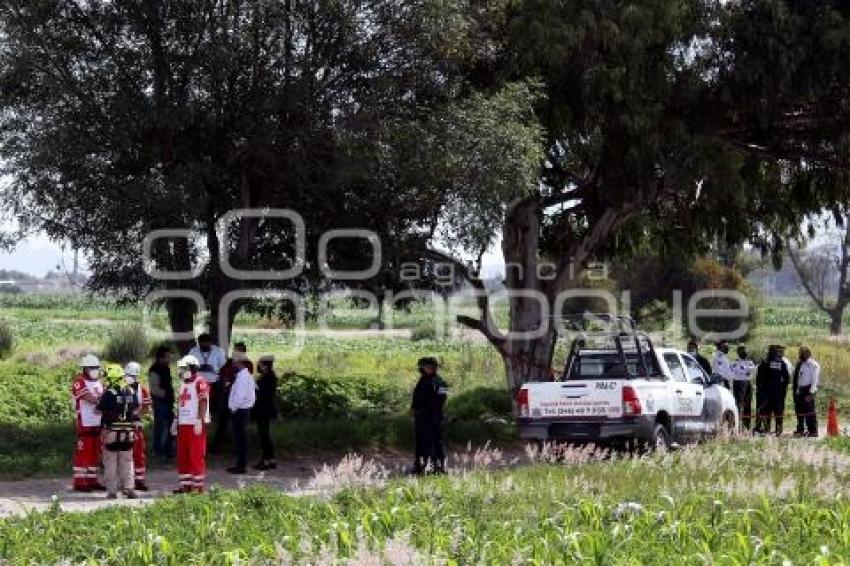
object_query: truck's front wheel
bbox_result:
[650,423,670,452]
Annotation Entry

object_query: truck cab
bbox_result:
[516,331,738,449]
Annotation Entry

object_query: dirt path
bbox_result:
[0,445,529,518]
[0,453,412,518]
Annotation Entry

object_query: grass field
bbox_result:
[2,438,849,563]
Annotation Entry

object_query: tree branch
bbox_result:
[787,241,832,314]
[549,202,640,294]
[422,248,506,347]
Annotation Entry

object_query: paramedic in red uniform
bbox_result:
[71,354,106,491]
[125,361,151,491]
[174,355,210,493]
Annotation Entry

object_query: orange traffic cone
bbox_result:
[827,398,840,437]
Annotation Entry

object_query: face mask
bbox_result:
[86,369,100,380]
[200,345,211,353]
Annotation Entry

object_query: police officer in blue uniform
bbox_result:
[410,357,448,475]
[754,345,791,435]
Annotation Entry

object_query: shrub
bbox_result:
[0,321,13,359]
[446,386,513,420]
[277,373,355,417]
[102,324,149,364]
[277,373,408,417]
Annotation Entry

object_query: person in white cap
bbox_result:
[71,354,106,492]
[125,361,151,490]
[174,355,210,493]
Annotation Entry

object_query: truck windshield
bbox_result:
[566,351,660,380]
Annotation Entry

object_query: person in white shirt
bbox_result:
[731,346,756,430]
[227,354,256,474]
[188,333,227,384]
[712,341,734,389]
[793,346,820,437]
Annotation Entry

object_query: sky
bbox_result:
[0,233,82,276]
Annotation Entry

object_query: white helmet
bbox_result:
[177,355,200,369]
[79,354,100,368]
[124,362,141,377]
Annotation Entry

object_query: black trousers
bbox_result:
[757,388,787,434]
[152,399,174,458]
[231,409,250,469]
[256,417,275,460]
[733,381,753,430]
[414,414,444,471]
[211,383,230,450]
[794,386,818,436]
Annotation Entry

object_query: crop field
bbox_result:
[0,292,850,479]
[0,293,516,478]
[3,438,850,563]
[1,293,850,562]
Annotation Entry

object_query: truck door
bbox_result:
[662,353,702,439]
[668,354,705,437]
[683,353,723,435]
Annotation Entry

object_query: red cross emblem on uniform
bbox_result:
[179,387,191,407]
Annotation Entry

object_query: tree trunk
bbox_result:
[456,194,632,397]
[163,236,196,354]
[830,307,845,335]
[208,293,239,351]
[502,329,558,389]
[500,197,557,391]
[167,298,196,355]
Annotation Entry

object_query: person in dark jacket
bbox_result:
[410,357,448,475]
[97,364,139,499]
[754,345,791,435]
[253,355,279,470]
[148,346,175,460]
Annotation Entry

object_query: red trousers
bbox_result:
[177,424,206,492]
[133,427,146,483]
[73,427,101,488]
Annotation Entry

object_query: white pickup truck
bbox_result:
[516,332,739,449]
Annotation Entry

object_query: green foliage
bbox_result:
[0,320,13,359]
[445,387,512,420]
[0,362,75,424]
[0,362,77,478]
[101,325,149,365]
[0,293,118,311]
[558,273,619,317]
[617,255,759,339]
[277,373,408,417]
